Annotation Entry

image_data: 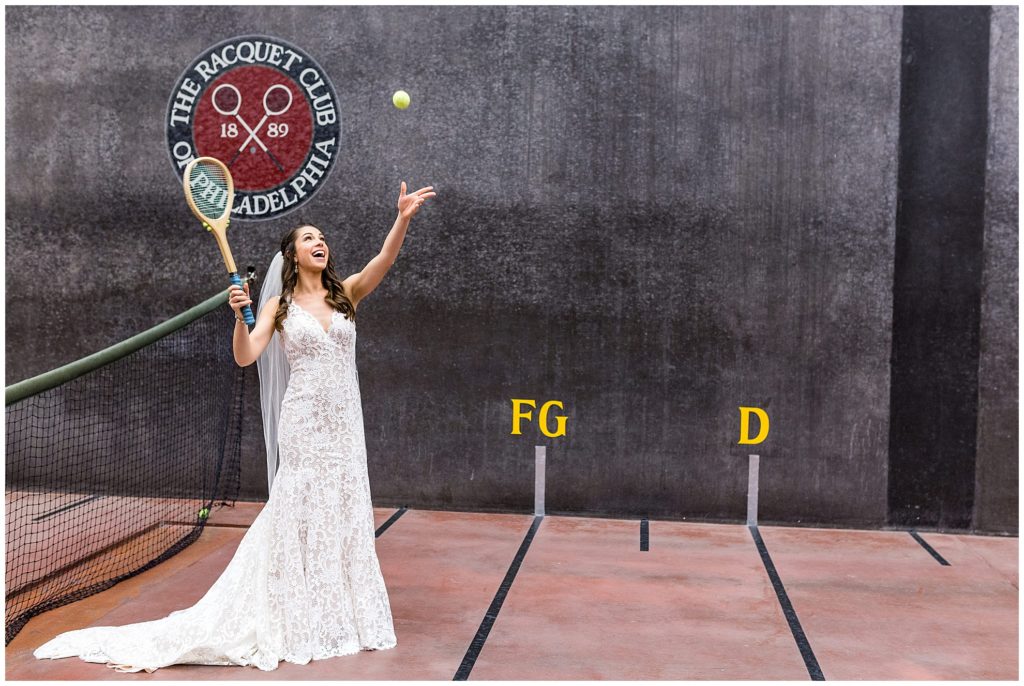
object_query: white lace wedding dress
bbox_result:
[34,301,397,672]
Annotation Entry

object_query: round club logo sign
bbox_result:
[167,35,341,220]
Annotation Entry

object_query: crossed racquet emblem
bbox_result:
[212,82,293,172]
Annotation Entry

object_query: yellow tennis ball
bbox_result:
[392,90,410,110]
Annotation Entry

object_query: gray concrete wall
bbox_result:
[976,5,1018,534]
[4,6,1016,530]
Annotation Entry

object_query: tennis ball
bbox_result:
[198,507,210,520]
[392,90,410,110]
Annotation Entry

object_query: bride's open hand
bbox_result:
[397,182,436,220]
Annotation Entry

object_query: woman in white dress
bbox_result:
[33,181,436,672]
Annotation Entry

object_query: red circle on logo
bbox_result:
[193,65,313,191]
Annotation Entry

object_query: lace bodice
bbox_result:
[278,301,363,461]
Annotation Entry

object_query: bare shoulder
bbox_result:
[342,274,361,312]
[342,273,359,293]
[262,294,282,315]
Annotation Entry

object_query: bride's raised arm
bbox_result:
[343,181,435,307]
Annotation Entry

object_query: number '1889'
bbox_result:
[219,123,289,138]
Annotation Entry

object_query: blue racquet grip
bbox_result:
[229,272,255,325]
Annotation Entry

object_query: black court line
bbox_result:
[375,506,408,538]
[908,529,951,565]
[640,517,649,551]
[32,495,103,522]
[454,514,543,680]
[748,525,824,681]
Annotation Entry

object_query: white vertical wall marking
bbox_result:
[747,454,760,526]
[535,445,546,516]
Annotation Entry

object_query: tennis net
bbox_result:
[5,289,246,644]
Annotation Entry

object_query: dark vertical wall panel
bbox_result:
[975,6,1019,535]
[889,7,991,529]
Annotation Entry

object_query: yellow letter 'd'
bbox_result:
[510,399,537,435]
[538,400,568,438]
[738,406,769,444]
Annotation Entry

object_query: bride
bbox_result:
[33,181,436,672]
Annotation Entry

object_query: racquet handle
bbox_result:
[229,272,256,325]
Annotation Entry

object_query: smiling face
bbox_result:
[292,225,329,271]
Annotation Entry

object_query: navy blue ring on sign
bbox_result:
[166,35,342,222]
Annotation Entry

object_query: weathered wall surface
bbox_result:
[975,5,1018,534]
[5,6,1015,531]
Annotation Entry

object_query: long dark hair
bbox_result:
[273,225,356,332]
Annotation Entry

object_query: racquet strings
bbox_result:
[187,161,231,222]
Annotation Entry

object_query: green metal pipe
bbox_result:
[6,289,232,406]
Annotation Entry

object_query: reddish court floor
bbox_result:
[6,503,1018,680]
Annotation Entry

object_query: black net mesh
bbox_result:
[4,299,246,645]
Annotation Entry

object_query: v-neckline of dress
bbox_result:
[290,299,337,336]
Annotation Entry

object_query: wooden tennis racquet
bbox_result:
[182,156,254,325]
